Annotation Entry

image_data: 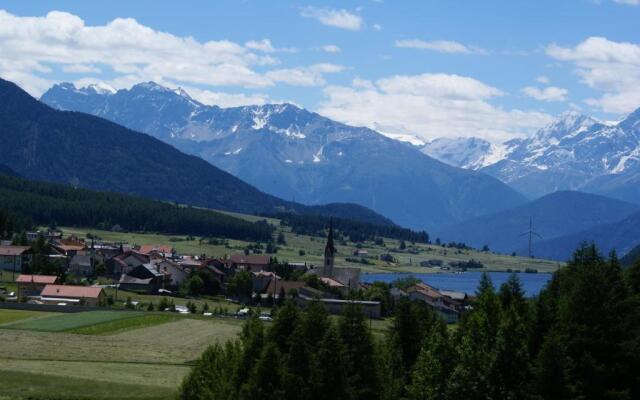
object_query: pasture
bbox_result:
[0,309,244,399]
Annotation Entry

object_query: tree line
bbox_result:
[0,172,274,242]
[180,243,640,399]
[273,212,430,244]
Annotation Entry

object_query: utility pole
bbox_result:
[520,216,541,258]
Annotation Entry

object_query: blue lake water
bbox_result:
[361,271,553,297]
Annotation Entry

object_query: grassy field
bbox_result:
[0,309,244,400]
[2,310,143,332]
[62,223,563,274]
[0,309,54,325]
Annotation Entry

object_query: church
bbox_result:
[313,220,361,293]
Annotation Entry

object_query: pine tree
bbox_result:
[310,325,350,400]
[408,322,455,400]
[339,303,381,400]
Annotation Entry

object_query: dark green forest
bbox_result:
[274,212,430,243]
[0,172,274,242]
[180,243,640,400]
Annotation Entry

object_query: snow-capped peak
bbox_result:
[87,82,116,95]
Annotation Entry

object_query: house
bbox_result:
[51,239,86,257]
[406,283,462,323]
[106,251,149,278]
[252,271,280,293]
[154,259,189,288]
[226,253,270,273]
[40,284,106,307]
[264,280,306,298]
[16,274,58,298]
[119,263,165,293]
[0,245,31,274]
[353,249,370,258]
[68,252,95,277]
[137,244,173,258]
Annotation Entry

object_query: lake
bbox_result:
[361,271,553,297]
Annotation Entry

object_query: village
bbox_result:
[0,223,469,323]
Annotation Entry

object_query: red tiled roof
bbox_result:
[228,253,270,265]
[409,282,443,299]
[0,246,30,256]
[16,274,58,284]
[41,284,104,299]
[138,245,173,255]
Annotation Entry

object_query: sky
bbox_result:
[0,0,639,144]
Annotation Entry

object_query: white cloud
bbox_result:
[322,45,341,53]
[0,10,317,98]
[522,86,568,102]
[613,0,639,5]
[266,63,345,86]
[373,24,382,31]
[547,36,640,113]
[300,6,363,31]
[536,75,550,84]
[318,73,552,143]
[395,39,486,55]
[179,86,272,108]
[245,39,276,53]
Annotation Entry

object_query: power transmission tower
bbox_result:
[520,216,541,258]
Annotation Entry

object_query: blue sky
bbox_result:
[1,0,639,143]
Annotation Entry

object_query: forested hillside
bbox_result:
[0,172,275,242]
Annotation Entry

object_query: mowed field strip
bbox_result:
[0,309,244,399]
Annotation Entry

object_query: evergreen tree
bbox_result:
[408,322,455,400]
[269,301,299,352]
[180,341,242,400]
[241,342,284,400]
[339,303,381,400]
[310,325,350,400]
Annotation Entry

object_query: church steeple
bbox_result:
[323,219,336,277]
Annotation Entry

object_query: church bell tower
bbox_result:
[323,219,336,277]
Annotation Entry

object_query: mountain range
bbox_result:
[0,78,391,227]
[439,191,639,259]
[422,110,640,203]
[40,81,527,231]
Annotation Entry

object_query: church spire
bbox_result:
[323,218,336,277]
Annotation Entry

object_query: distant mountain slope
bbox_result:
[528,210,640,261]
[421,137,506,170]
[0,77,391,227]
[438,191,639,256]
[424,110,640,203]
[41,82,527,231]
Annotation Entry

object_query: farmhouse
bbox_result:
[16,274,59,298]
[226,253,270,272]
[40,284,106,306]
[0,245,31,274]
[119,263,165,293]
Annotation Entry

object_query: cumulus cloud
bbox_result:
[300,6,362,31]
[322,45,341,53]
[522,86,568,102]
[536,75,550,84]
[0,10,328,98]
[265,63,345,86]
[395,39,486,54]
[179,86,272,108]
[318,73,552,143]
[547,36,640,113]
